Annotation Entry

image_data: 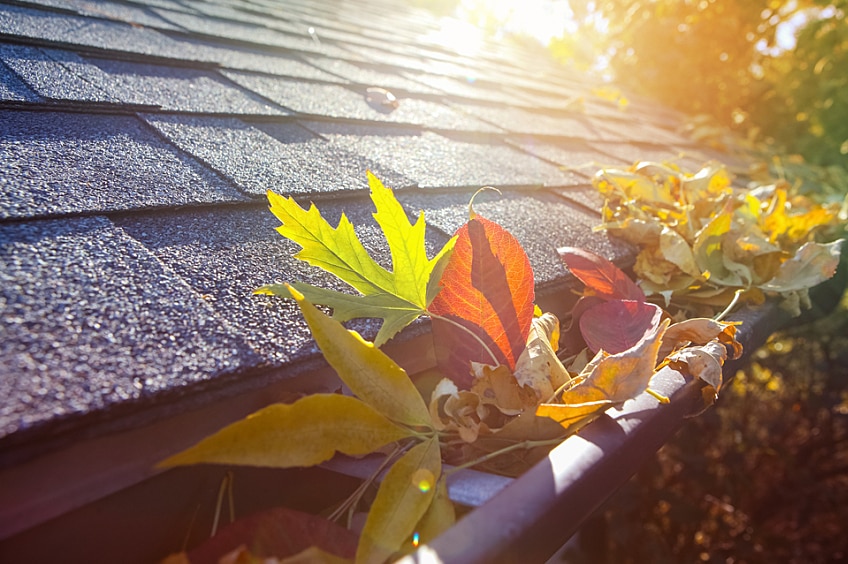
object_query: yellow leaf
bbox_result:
[659,226,701,277]
[159,394,411,469]
[262,173,454,346]
[535,399,612,432]
[288,285,431,428]
[693,212,750,286]
[539,317,670,431]
[356,437,441,564]
[408,477,455,549]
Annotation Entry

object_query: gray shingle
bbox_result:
[70,57,288,113]
[0,111,247,219]
[506,136,620,173]
[550,186,606,213]
[152,8,355,59]
[222,71,502,131]
[0,4,192,60]
[114,204,451,361]
[302,56,443,94]
[397,190,634,286]
[0,61,39,102]
[23,0,184,31]
[399,71,524,106]
[449,101,601,138]
[152,8,296,42]
[141,114,414,196]
[212,48,343,82]
[593,116,693,146]
[0,45,118,104]
[303,121,582,188]
[0,216,261,441]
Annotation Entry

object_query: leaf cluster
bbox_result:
[594,161,844,316]
[161,173,766,563]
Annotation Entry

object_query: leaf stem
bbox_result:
[646,388,670,404]
[714,288,744,322]
[428,312,501,366]
[210,470,234,538]
[443,437,565,476]
[327,443,407,526]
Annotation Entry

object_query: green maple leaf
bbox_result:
[257,172,455,346]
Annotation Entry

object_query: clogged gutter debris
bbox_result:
[160,164,844,563]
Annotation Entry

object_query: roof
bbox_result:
[0,0,744,541]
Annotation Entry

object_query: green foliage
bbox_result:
[552,1,848,169]
[255,172,454,347]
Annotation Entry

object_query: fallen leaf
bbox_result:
[658,317,742,360]
[513,313,571,400]
[288,285,431,428]
[158,394,410,469]
[408,477,455,548]
[356,437,441,564]
[668,340,729,391]
[257,173,454,346]
[184,507,357,564]
[558,246,645,301]
[428,378,499,443]
[693,211,750,287]
[761,239,843,292]
[579,300,664,354]
[429,216,535,386]
[659,226,701,277]
[538,317,670,430]
[470,363,538,415]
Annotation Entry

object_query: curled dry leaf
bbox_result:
[658,317,743,360]
[513,313,571,400]
[429,377,506,443]
[668,340,730,396]
[471,363,539,415]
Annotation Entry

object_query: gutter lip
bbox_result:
[402,292,813,564]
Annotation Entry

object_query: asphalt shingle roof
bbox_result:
[0,0,736,517]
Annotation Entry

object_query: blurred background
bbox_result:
[424,1,848,561]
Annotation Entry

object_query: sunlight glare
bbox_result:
[456,0,575,45]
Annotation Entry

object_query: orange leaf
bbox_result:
[429,217,534,387]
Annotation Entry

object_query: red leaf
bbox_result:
[579,300,663,354]
[558,247,645,301]
[560,295,604,354]
[429,217,534,387]
[186,506,358,563]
